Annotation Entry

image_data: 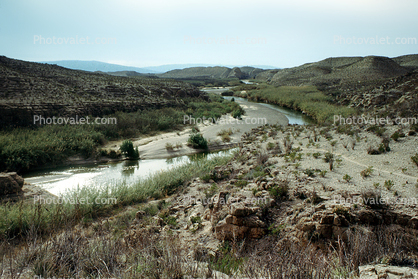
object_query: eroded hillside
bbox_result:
[0,56,203,127]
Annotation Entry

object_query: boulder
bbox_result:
[0,172,24,196]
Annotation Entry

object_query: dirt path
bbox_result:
[307,148,418,181]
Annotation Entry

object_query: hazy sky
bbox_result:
[0,0,417,68]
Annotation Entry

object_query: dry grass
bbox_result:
[2,210,418,278]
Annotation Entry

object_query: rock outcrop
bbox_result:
[205,191,271,240]
[359,264,418,279]
[0,172,24,195]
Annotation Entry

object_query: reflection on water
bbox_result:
[24,149,236,196]
[121,160,139,177]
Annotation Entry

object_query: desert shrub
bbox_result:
[361,190,384,209]
[412,154,418,167]
[360,166,374,178]
[217,128,233,137]
[336,125,355,135]
[209,241,245,275]
[120,140,139,159]
[220,134,231,142]
[231,106,245,119]
[312,152,321,159]
[268,179,289,199]
[343,174,352,183]
[266,142,275,150]
[323,152,334,163]
[333,205,349,216]
[165,142,174,151]
[304,168,315,177]
[187,133,208,149]
[256,149,269,165]
[367,125,386,137]
[204,183,219,199]
[391,131,405,141]
[235,180,248,188]
[384,180,394,190]
[367,138,390,155]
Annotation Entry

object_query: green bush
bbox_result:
[120,140,139,159]
[391,131,405,141]
[231,106,245,119]
[241,84,355,123]
[268,180,289,199]
[323,152,334,163]
[187,133,208,149]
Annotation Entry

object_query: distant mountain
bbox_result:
[39,61,278,75]
[158,66,265,80]
[146,64,278,73]
[40,60,156,74]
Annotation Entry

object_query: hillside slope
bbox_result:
[158,66,264,80]
[0,56,203,128]
[257,55,412,86]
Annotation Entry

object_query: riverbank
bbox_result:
[232,83,356,123]
[103,96,288,159]
[0,94,241,174]
[3,122,418,278]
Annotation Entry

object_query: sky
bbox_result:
[0,0,417,68]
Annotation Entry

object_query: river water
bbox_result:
[24,86,312,196]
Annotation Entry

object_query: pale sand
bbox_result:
[104,97,289,159]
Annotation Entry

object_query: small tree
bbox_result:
[187,133,208,149]
[120,140,139,159]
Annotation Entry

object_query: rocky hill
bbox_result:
[158,66,264,80]
[392,54,418,71]
[256,55,416,87]
[334,71,418,118]
[0,56,203,128]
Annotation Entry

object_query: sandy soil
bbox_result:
[104,97,289,159]
[263,125,418,210]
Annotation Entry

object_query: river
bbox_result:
[24,85,312,196]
